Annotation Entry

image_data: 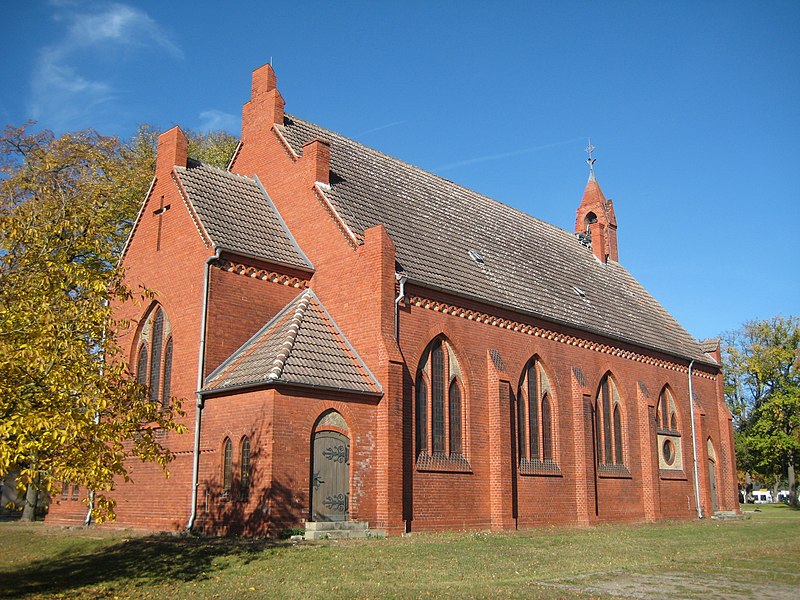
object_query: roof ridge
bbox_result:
[265,289,312,380]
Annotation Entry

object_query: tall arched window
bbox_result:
[222,437,233,498]
[517,357,558,473]
[240,436,251,501]
[656,387,683,471]
[415,374,427,456]
[415,337,469,471]
[133,305,173,406]
[595,374,625,467]
[136,344,148,386]
[161,338,173,407]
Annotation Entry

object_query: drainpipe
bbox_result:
[186,248,221,531]
[394,273,408,340]
[687,359,703,519]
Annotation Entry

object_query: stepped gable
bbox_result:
[204,289,381,395]
[276,114,711,364]
[174,159,312,271]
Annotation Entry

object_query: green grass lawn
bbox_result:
[1,505,798,599]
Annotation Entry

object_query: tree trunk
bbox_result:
[789,462,797,508]
[772,475,780,501]
[20,482,38,521]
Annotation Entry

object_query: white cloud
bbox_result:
[197,110,240,134]
[29,2,182,131]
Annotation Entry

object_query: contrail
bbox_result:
[432,137,585,172]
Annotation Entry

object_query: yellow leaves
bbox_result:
[0,124,185,522]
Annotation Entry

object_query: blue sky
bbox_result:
[2,1,798,341]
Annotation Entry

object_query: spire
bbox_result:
[574,140,619,263]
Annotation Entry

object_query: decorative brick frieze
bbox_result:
[408,294,717,380]
[218,260,308,288]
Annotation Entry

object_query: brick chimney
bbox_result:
[156,126,188,178]
[301,138,330,185]
[242,63,285,144]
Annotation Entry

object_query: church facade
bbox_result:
[47,64,739,535]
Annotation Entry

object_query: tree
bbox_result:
[0,123,238,521]
[723,316,800,506]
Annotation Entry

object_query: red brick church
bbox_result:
[47,64,739,536]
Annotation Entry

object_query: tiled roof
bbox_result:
[174,160,311,271]
[204,289,381,395]
[277,115,712,364]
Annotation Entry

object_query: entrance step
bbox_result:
[712,510,745,520]
[304,520,386,540]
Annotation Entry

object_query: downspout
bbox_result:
[394,273,408,340]
[687,359,703,519]
[186,248,221,531]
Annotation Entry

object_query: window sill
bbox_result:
[416,452,472,473]
[659,469,688,480]
[519,458,562,477]
[597,464,632,479]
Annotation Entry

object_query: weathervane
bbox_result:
[586,138,596,178]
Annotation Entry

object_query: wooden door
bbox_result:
[708,458,719,513]
[311,431,350,522]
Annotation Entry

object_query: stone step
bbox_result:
[712,511,745,520]
[303,520,386,540]
[304,520,368,531]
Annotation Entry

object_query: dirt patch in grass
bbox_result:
[545,571,795,599]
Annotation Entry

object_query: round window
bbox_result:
[662,439,675,466]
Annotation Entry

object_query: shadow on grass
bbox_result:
[0,533,285,598]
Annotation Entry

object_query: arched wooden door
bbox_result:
[311,430,350,521]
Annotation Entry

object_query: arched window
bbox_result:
[595,374,625,467]
[133,305,173,406]
[240,436,251,501]
[516,357,557,472]
[148,309,164,403]
[222,437,233,498]
[657,387,683,471]
[136,344,148,386]
[541,393,553,462]
[161,338,173,407]
[415,337,469,470]
[415,374,427,456]
[449,380,462,455]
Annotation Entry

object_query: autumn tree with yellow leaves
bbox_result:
[0,124,236,521]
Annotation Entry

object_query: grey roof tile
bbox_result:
[175,160,311,270]
[277,114,712,363]
[204,289,380,395]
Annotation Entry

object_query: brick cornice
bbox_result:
[407,294,716,381]
[218,259,309,288]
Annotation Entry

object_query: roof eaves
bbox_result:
[200,377,383,399]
